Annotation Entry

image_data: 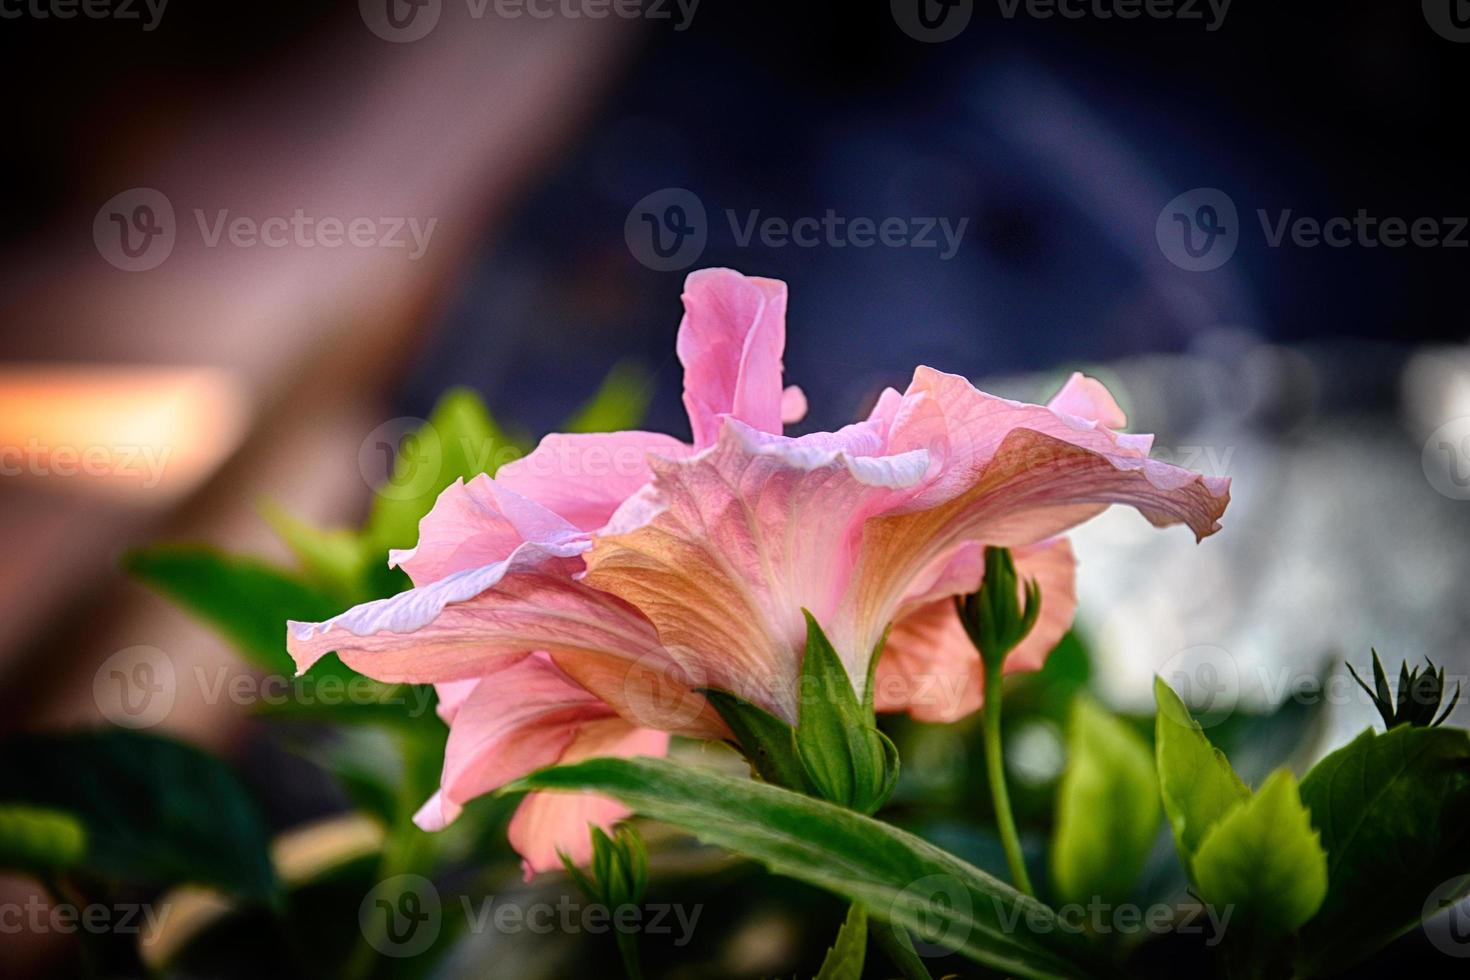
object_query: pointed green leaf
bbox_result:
[814,903,867,980]
[0,805,87,876]
[564,361,654,434]
[702,688,813,793]
[1295,725,1470,976]
[260,502,371,603]
[1154,676,1249,875]
[796,611,892,812]
[125,545,342,673]
[1192,769,1327,943]
[504,756,1114,980]
[1051,696,1161,907]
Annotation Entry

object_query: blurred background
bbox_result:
[3,1,1470,977]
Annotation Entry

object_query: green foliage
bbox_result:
[1154,677,1249,875]
[1190,769,1327,943]
[1295,724,1470,975]
[1050,696,1160,908]
[0,730,278,902]
[504,756,1114,980]
[0,804,87,876]
[794,611,898,814]
[814,903,867,980]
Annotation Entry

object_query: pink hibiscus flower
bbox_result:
[287,268,1229,877]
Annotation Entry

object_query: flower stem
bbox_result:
[873,918,936,980]
[982,660,1034,897]
[615,928,645,980]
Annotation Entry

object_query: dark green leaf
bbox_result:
[1295,725,1470,975]
[0,730,278,901]
[125,545,340,673]
[702,688,812,793]
[1051,696,1160,907]
[503,756,1114,980]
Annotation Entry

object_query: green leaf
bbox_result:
[796,611,896,813]
[1295,725,1470,976]
[702,688,813,793]
[815,903,867,980]
[564,361,654,434]
[1154,677,1248,875]
[260,501,372,603]
[362,388,520,558]
[0,805,87,875]
[503,756,1113,980]
[0,730,278,901]
[125,544,341,673]
[1191,769,1327,944]
[1050,696,1161,907]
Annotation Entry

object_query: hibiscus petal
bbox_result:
[678,268,791,447]
[585,419,929,721]
[1046,371,1128,429]
[389,475,584,586]
[781,385,809,425]
[414,654,611,832]
[507,721,670,879]
[495,431,693,532]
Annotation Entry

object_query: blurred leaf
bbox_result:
[125,544,340,674]
[1295,724,1470,976]
[1050,696,1160,908]
[1154,677,1248,877]
[814,903,867,980]
[564,361,653,434]
[1192,769,1327,949]
[261,501,372,604]
[0,730,278,901]
[505,757,1115,980]
[0,804,87,876]
[362,388,521,558]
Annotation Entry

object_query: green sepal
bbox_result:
[702,688,814,793]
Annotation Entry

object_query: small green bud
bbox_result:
[954,546,1042,670]
[1347,649,1461,729]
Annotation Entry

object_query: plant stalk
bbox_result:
[982,660,1034,897]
